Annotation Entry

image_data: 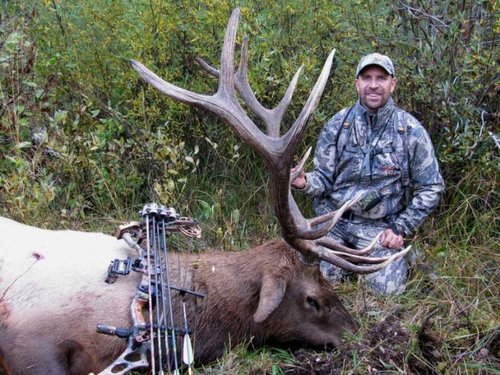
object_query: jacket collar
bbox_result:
[355,97,395,130]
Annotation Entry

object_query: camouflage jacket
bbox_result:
[300,98,444,237]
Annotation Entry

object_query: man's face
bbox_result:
[355,66,397,111]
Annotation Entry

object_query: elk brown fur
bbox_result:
[0,217,356,374]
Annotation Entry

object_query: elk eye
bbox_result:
[306,296,320,310]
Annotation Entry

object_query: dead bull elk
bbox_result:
[0,8,410,375]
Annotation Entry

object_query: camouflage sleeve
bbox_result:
[298,111,346,198]
[393,124,445,236]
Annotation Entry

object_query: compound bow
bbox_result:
[96,203,203,375]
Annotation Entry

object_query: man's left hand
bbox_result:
[380,228,404,249]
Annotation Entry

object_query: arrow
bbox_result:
[182,302,194,375]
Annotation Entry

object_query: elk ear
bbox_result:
[253,273,286,323]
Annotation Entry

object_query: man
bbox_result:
[292,53,444,295]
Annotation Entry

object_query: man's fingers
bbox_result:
[379,231,387,244]
[389,237,403,249]
[380,228,404,249]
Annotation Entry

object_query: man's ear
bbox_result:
[390,77,398,93]
[354,78,361,94]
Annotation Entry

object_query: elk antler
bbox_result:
[131,8,411,273]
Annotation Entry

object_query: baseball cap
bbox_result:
[356,53,395,77]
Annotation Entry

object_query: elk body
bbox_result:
[0,216,356,374]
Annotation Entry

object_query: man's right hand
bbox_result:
[380,228,404,249]
[291,167,306,189]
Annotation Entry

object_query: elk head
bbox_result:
[131,8,410,274]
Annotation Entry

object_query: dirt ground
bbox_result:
[281,307,500,374]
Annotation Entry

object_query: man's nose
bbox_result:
[368,78,379,88]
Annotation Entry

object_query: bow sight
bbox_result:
[97,203,203,375]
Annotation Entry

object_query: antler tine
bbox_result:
[331,246,410,264]
[290,147,311,183]
[288,193,358,241]
[317,233,382,256]
[298,191,364,240]
[219,8,238,94]
[195,56,218,77]
[131,59,209,109]
[282,48,335,156]
[315,245,412,274]
[271,64,303,136]
[296,240,411,273]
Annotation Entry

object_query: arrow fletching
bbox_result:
[182,333,194,366]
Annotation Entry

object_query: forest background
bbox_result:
[1,0,498,374]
